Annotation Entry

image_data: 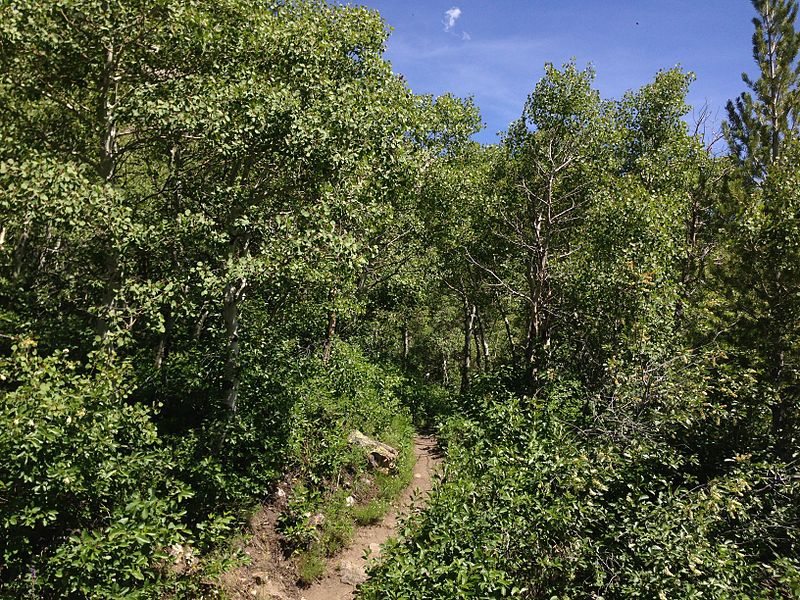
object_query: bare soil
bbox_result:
[219,434,442,600]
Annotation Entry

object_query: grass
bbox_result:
[292,413,418,583]
[296,552,326,585]
[319,508,355,556]
[351,499,388,525]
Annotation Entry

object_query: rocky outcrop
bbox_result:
[347,431,399,473]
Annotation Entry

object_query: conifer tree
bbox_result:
[725,0,800,180]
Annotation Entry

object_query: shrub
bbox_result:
[361,383,800,599]
[0,341,191,598]
[276,342,416,562]
[288,342,409,484]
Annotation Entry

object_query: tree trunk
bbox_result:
[93,43,122,347]
[523,235,552,387]
[473,326,482,371]
[498,303,518,364]
[402,322,410,363]
[223,277,247,413]
[154,307,173,372]
[12,221,30,280]
[475,307,490,369]
[98,44,119,181]
[460,299,476,394]
[194,308,209,341]
[95,251,120,343]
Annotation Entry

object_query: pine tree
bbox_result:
[725,0,800,180]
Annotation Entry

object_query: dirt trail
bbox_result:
[301,434,441,600]
[220,434,442,600]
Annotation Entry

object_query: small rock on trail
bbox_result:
[338,560,368,586]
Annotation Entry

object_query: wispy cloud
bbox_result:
[443,7,462,32]
[462,31,472,41]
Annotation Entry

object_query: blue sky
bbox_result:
[357,1,756,145]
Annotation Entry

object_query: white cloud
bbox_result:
[443,7,462,32]
[462,31,472,41]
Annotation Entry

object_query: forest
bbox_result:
[1,0,800,598]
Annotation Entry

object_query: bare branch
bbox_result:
[463,247,532,304]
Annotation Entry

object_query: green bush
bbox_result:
[276,342,416,559]
[0,342,191,598]
[361,383,800,599]
[398,380,454,429]
[288,342,409,484]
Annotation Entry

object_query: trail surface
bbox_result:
[301,434,441,600]
[220,434,442,600]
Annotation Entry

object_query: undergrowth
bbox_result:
[251,342,419,586]
[360,372,800,599]
[289,414,416,585]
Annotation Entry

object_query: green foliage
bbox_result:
[717,144,800,458]
[398,381,454,430]
[277,343,415,551]
[363,380,800,599]
[2,0,800,597]
[0,0,477,594]
[288,342,408,483]
[725,0,800,180]
[362,52,800,599]
[0,341,191,598]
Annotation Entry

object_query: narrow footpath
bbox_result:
[220,434,442,600]
[301,434,441,600]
